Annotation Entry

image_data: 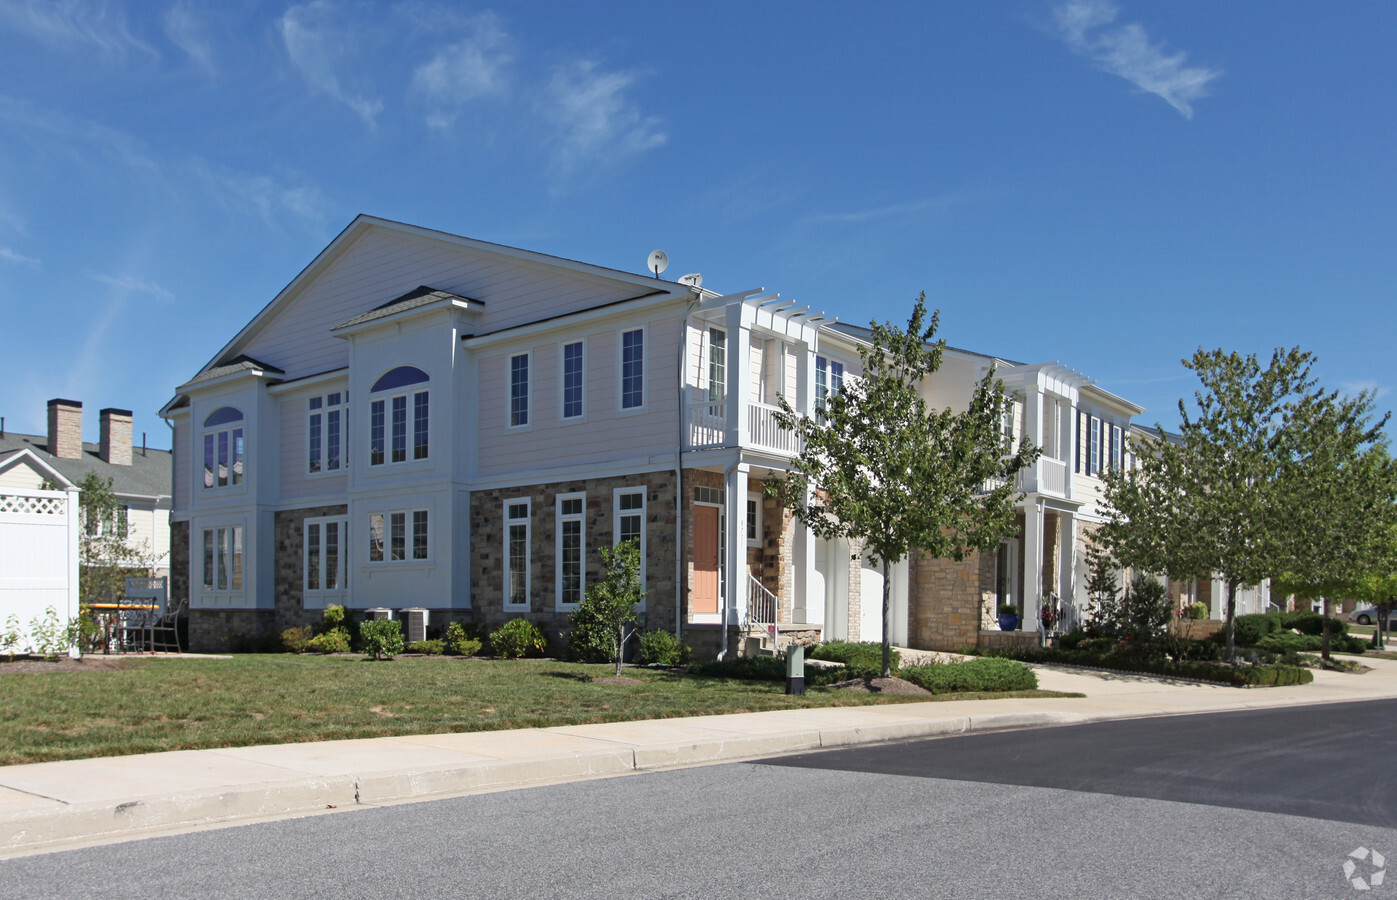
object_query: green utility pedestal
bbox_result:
[786,645,805,695]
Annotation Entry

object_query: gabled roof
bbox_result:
[333,285,480,331]
[190,215,691,381]
[0,447,75,489]
[0,432,172,500]
[180,354,284,389]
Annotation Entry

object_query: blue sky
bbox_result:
[0,0,1393,447]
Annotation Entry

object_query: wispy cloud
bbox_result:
[0,94,162,176]
[0,0,157,63]
[89,272,172,300]
[163,0,215,72]
[0,246,39,265]
[278,1,383,125]
[411,12,511,129]
[1052,0,1220,119]
[808,195,964,226]
[542,60,666,177]
[189,158,327,232]
[1340,379,1392,401]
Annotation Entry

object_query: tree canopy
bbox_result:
[1101,346,1396,660]
[769,294,1037,676]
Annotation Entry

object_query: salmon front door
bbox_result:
[693,504,720,616]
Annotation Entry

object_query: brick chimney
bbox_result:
[100,407,133,466]
[46,399,83,460]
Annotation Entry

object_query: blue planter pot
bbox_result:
[997,614,1020,631]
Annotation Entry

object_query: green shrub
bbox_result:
[900,657,1038,694]
[1121,574,1172,639]
[687,654,860,686]
[638,629,691,666]
[308,629,351,653]
[1279,611,1347,637]
[1256,632,1365,655]
[808,640,900,673]
[321,604,348,632]
[1185,601,1209,621]
[406,639,445,655]
[360,618,405,660]
[983,645,1314,686]
[281,626,313,653]
[1058,628,1088,650]
[490,618,547,659]
[444,622,482,656]
[1232,612,1284,646]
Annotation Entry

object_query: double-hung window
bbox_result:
[620,328,644,410]
[509,352,530,427]
[556,493,585,608]
[367,508,429,563]
[614,487,646,607]
[1112,425,1124,472]
[815,356,844,422]
[369,367,429,466]
[746,493,762,548]
[1089,417,1101,476]
[202,525,244,592]
[561,341,584,421]
[504,500,530,610]
[308,391,347,474]
[202,407,245,489]
[707,328,727,401]
[304,515,347,603]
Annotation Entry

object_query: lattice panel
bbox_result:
[0,493,67,516]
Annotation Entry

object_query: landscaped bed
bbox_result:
[0,654,1077,766]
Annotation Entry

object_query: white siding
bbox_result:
[476,314,682,477]
[236,230,646,382]
[748,334,764,403]
[0,459,45,490]
[278,395,349,502]
[172,419,190,513]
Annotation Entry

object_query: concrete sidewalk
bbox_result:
[6,655,1397,858]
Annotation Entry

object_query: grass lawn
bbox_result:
[0,655,1078,766]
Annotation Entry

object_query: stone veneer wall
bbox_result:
[469,471,678,644]
[273,504,350,631]
[908,548,995,652]
[189,609,276,652]
[169,520,190,606]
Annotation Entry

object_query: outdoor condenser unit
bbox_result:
[402,608,428,644]
[365,608,392,621]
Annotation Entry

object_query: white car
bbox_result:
[1349,607,1397,627]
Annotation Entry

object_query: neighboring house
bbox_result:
[161,215,1148,655]
[0,402,173,578]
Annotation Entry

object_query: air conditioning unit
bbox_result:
[402,608,428,644]
[365,607,392,621]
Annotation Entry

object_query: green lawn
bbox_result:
[0,655,1076,766]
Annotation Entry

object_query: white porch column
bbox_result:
[1059,512,1077,626]
[794,339,812,417]
[1023,385,1043,494]
[1022,500,1044,632]
[1060,397,1075,501]
[793,514,817,624]
[725,303,751,448]
[725,464,750,625]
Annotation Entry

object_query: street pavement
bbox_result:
[4,653,1397,859]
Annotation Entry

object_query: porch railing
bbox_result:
[685,396,803,456]
[1039,458,1067,496]
[745,574,779,648]
[748,402,802,455]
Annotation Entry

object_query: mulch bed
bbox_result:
[0,656,138,675]
[829,676,931,695]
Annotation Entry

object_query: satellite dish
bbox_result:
[647,249,669,278]
[679,273,703,287]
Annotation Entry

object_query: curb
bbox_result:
[0,710,1079,857]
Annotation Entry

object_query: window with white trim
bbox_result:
[202,525,244,591]
[620,328,644,410]
[561,341,584,421]
[369,366,429,466]
[202,407,245,489]
[1089,417,1101,476]
[509,352,530,427]
[308,391,347,474]
[707,328,727,401]
[504,499,530,610]
[304,516,347,599]
[367,508,429,563]
[1112,425,1123,472]
[816,356,844,422]
[557,493,585,608]
[746,493,762,547]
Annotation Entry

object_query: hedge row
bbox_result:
[1255,632,1366,655]
[983,646,1313,686]
[898,657,1037,694]
[807,640,901,672]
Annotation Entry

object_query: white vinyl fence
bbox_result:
[0,486,80,653]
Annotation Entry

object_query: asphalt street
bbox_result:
[3,701,1394,899]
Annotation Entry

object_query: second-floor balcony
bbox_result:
[982,456,1071,499]
[686,394,804,456]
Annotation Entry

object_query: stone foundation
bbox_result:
[169,520,190,606]
[189,608,277,653]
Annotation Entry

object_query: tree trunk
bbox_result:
[1321,597,1332,662]
[1224,580,1238,662]
[615,625,624,677]
[881,556,892,679]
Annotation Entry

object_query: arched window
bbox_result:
[370,366,430,465]
[202,407,245,488]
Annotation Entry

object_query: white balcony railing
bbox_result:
[1039,458,1067,496]
[685,395,804,456]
